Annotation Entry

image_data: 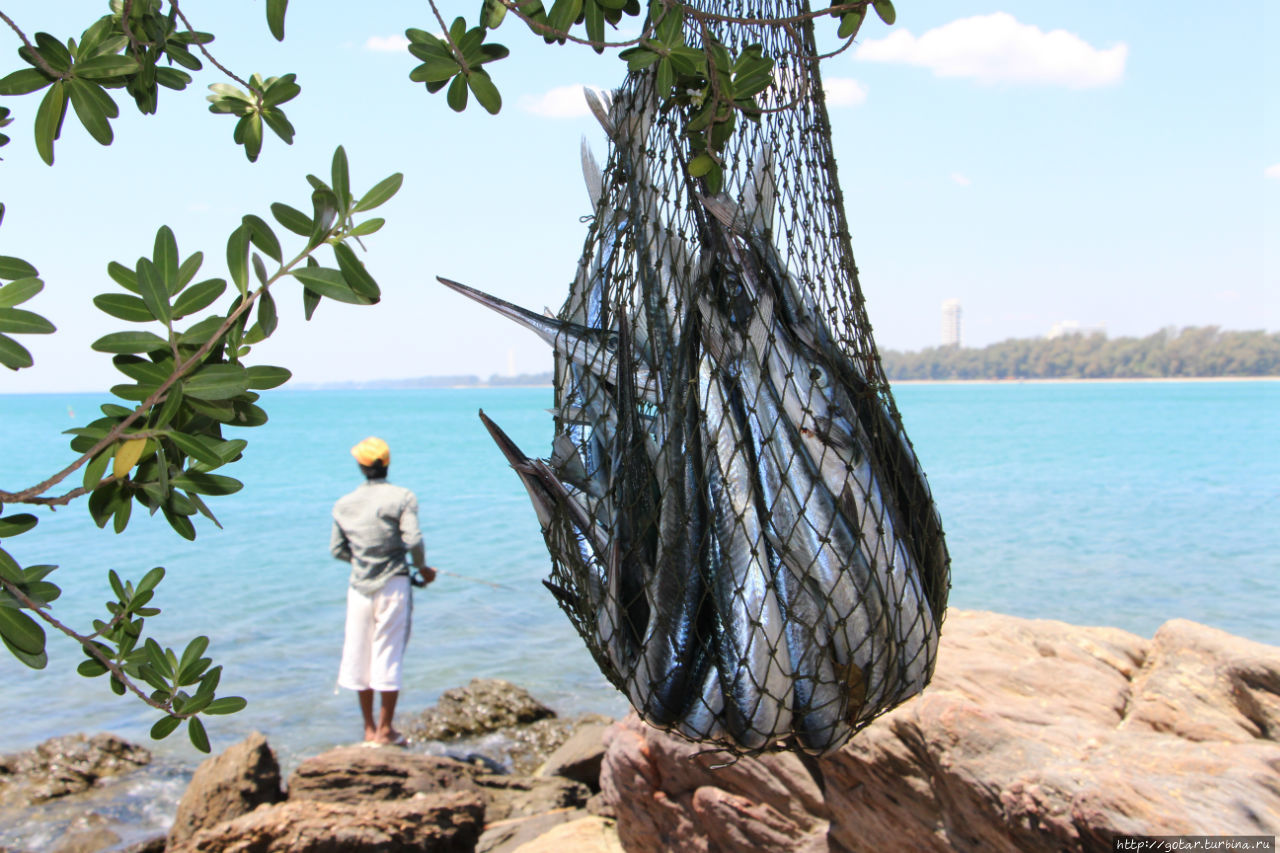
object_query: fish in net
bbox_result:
[438,2,949,756]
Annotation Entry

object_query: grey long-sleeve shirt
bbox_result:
[330,478,426,595]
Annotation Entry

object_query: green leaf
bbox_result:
[333,243,379,300]
[447,74,468,112]
[291,267,374,305]
[0,334,33,370]
[151,714,182,740]
[135,258,172,327]
[226,226,250,296]
[167,432,223,468]
[177,251,204,290]
[188,716,210,753]
[270,202,311,236]
[74,55,139,79]
[177,635,210,680]
[83,447,111,491]
[0,549,21,583]
[34,80,68,166]
[245,364,291,390]
[0,514,38,538]
[93,293,153,323]
[2,633,47,669]
[183,364,250,401]
[467,71,501,115]
[0,278,42,309]
[257,290,278,337]
[171,471,243,496]
[0,607,45,656]
[354,173,403,212]
[0,308,55,335]
[872,0,896,25]
[92,331,168,354]
[331,147,351,210]
[136,566,165,596]
[688,153,715,177]
[153,226,180,295]
[347,218,385,237]
[172,278,227,319]
[302,287,320,320]
[107,261,140,293]
[241,215,282,263]
[66,78,113,145]
[113,354,171,385]
[837,7,865,39]
[267,0,289,40]
[78,658,110,678]
[309,190,339,246]
[21,581,60,606]
[0,68,53,96]
[0,257,38,281]
[204,696,247,715]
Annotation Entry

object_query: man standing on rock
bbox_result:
[331,437,436,746]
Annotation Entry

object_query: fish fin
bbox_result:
[745,150,777,235]
[695,294,733,363]
[581,137,603,208]
[700,193,746,234]
[583,87,615,139]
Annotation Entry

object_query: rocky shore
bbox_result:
[2,609,1277,852]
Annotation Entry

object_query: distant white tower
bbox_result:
[941,299,962,347]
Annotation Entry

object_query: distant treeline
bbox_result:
[880,327,1279,381]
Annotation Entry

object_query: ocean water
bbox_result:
[1,380,1277,842]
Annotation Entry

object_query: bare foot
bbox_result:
[363,726,378,743]
[374,727,408,747]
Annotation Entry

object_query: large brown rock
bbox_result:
[536,723,610,791]
[0,734,150,807]
[508,816,623,853]
[288,747,477,804]
[169,791,484,853]
[167,732,284,848]
[599,610,1280,852]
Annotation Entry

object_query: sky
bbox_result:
[0,0,1274,393]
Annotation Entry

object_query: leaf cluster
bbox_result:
[0,2,298,164]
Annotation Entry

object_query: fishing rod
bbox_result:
[412,568,513,591]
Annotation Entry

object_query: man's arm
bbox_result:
[401,492,435,585]
[330,520,352,563]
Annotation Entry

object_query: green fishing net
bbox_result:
[449,0,949,756]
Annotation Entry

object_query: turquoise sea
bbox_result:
[1,380,1278,845]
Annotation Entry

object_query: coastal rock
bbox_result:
[48,812,118,853]
[409,679,556,741]
[288,747,477,804]
[167,731,284,848]
[535,723,610,791]
[0,734,150,807]
[599,610,1280,851]
[508,816,623,853]
[475,774,590,823]
[169,791,484,853]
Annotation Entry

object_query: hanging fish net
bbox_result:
[443,0,949,756]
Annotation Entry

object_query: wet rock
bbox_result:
[287,747,478,804]
[0,734,150,807]
[169,791,484,853]
[48,812,118,853]
[167,732,284,848]
[409,679,556,741]
[598,610,1280,852]
[117,834,166,853]
[536,723,610,791]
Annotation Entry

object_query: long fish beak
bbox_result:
[437,276,563,347]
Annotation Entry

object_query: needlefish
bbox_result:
[436,76,950,755]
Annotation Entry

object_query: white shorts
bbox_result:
[337,574,411,692]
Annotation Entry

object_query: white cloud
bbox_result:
[517,84,593,118]
[823,77,868,107]
[855,13,1127,88]
[365,35,410,52]
[951,173,972,187]
[1266,164,1280,179]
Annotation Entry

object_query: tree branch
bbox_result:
[169,0,252,91]
[0,9,68,80]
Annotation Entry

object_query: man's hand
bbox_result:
[416,565,438,587]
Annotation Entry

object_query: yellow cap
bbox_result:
[351,436,390,467]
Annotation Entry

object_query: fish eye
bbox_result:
[809,366,828,387]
